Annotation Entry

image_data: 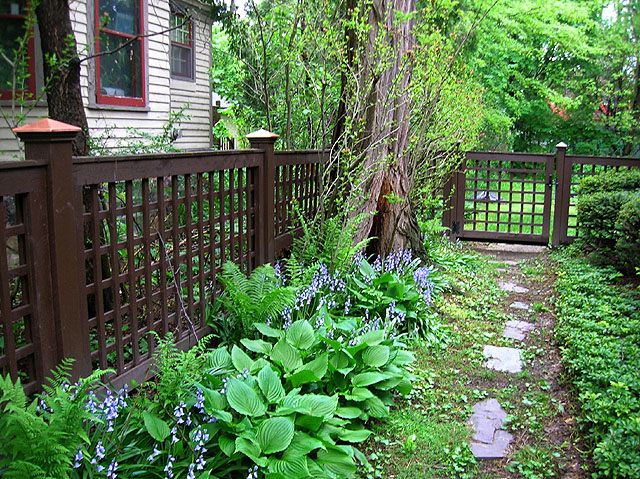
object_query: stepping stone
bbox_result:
[488,259,518,266]
[483,345,523,373]
[469,398,513,459]
[509,301,530,310]
[503,320,535,341]
[498,281,529,294]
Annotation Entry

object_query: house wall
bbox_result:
[0,0,212,160]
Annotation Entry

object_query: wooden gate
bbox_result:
[442,145,640,246]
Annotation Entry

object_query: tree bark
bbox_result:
[35,0,89,155]
[349,0,425,259]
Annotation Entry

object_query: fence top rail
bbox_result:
[0,160,46,171]
[565,154,640,167]
[73,150,264,185]
[466,151,555,162]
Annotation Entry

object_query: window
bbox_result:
[0,0,35,100]
[95,0,145,107]
[170,10,192,79]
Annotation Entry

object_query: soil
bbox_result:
[469,243,589,479]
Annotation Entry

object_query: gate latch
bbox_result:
[548,174,558,189]
[451,221,460,235]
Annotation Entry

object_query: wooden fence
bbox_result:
[443,143,640,246]
[0,120,325,394]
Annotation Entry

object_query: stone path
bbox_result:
[469,250,540,460]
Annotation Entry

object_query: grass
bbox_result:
[360,244,582,478]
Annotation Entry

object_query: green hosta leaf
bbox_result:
[219,434,236,457]
[297,394,338,418]
[236,437,267,466]
[210,409,233,423]
[301,354,328,379]
[255,322,285,339]
[335,407,363,419]
[251,358,270,374]
[361,330,385,346]
[316,448,357,477]
[268,456,310,477]
[241,339,273,355]
[231,345,254,373]
[295,414,324,432]
[338,428,372,443]
[271,339,303,372]
[283,431,325,458]
[352,371,389,387]
[335,319,357,331]
[286,320,316,350]
[329,350,350,368]
[142,411,170,442]
[365,396,389,418]
[208,347,233,370]
[396,378,413,395]
[345,387,374,401]
[290,369,320,387]
[362,345,390,367]
[257,417,295,454]
[201,386,227,411]
[393,350,415,365]
[258,365,285,404]
[376,377,402,390]
[359,259,375,277]
[226,377,267,417]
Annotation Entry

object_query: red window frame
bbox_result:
[170,12,193,79]
[0,9,36,101]
[94,0,146,107]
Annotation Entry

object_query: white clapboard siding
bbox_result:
[0,0,212,160]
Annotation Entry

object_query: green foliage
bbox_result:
[88,106,190,156]
[578,169,640,195]
[576,169,640,269]
[0,359,111,479]
[216,261,297,336]
[615,196,640,271]
[554,256,640,478]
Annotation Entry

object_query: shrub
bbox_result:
[577,168,640,195]
[575,189,638,251]
[615,196,640,273]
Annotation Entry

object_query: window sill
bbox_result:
[87,102,150,112]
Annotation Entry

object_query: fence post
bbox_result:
[552,141,569,247]
[14,119,92,380]
[247,129,279,265]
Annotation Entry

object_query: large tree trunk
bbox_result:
[35,0,89,155]
[349,0,425,259]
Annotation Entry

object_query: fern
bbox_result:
[0,360,112,479]
[216,261,296,335]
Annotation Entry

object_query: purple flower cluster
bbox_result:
[413,266,434,305]
[383,249,414,275]
[246,465,259,479]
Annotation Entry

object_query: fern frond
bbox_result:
[42,358,74,397]
[3,460,47,479]
[255,287,296,323]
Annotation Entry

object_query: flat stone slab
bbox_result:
[509,301,530,310]
[498,281,529,294]
[471,430,514,459]
[488,259,519,266]
[483,345,523,373]
[469,398,513,459]
[503,320,535,341]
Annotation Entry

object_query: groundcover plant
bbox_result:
[0,248,440,479]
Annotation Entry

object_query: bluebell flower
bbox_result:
[246,465,259,479]
[73,445,83,468]
[148,443,161,462]
[174,401,186,424]
[164,454,175,478]
[106,459,118,479]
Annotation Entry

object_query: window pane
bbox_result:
[99,31,142,98]
[99,0,139,35]
[0,17,28,91]
[0,0,26,15]
[170,15,190,45]
[170,44,191,78]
